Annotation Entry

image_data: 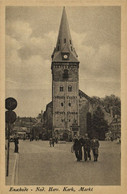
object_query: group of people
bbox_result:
[72,133,99,162]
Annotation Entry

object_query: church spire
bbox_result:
[52,7,79,62]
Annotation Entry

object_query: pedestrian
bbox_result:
[91,137,99,162]
[55,137,58,144]
[73,136,82,162]
[49,138,52,147]
[79,135,84,161]
[14,134,19,153]
[111,136,113,142]
[30,134,32,141]
[52,137,55,147]
[23,135,26,141]
[83,133,91,161]
[117,136,121,144]
[49,137,55,147]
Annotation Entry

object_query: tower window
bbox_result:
[58,46,59,51]
[58,39,60,44]
[69,103,71,106]
[70,40,72,44]
[61,102,64,106]
[63,69,69,79]
[60,86,64,92]
[68,85,72,92]
[64,38,66,43]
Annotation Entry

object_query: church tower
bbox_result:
[51,7,80,139]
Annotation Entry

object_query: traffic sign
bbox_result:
[5,111,17,123]
[5,97,17,111]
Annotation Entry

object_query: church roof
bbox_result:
[52,7,79,63]
[79,90,92,102]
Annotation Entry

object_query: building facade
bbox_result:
[109,115,121,139]
[43,7,114,140]
[51,8,80,138]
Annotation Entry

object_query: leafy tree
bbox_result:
[92,106,108,140]
[91,94,121,117]
[91,96,101,104]
[87,112,92,138]
[102,95,121,116]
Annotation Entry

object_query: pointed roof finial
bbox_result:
[52,7,79,62]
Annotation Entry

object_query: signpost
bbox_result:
[5,97,17,111]
[5,97,17,176]
[5,111,17,124]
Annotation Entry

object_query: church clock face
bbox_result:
[63,54,68,59]
[62,53,69,60]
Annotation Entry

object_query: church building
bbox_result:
[43,7,112,140]
[51,7,80,139]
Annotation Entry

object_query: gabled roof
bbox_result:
[79,90,92,101]
[52,7,79,63]
[46,101,53,110]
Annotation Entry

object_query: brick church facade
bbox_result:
[43,8,114,140]
[51,7,80,139]
[43,7,96,140]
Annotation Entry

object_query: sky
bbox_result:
[5,6,121,117]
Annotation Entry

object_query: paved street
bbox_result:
[16,140,120,185]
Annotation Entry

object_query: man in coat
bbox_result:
[14,134,19,153]
[49,138,52,147]
[78,135,84,161]
[91,137,99,162]
[73,136,82,161]
[83,133,91,161]
[52,136,55,147]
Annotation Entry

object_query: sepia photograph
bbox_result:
[0,1,126,192]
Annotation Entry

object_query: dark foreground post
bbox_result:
[5,97,17,176]
[6,123,10,176]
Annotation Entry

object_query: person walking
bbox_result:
[79,135,84,161]
[49,137,55,147]
[14,134,19,153]
[52,137,55,147]
[73,136,82,162]
[30,134,33,141]
[83,133,91,161]
[55,137,58,144]
[91,137,99,162]
[49,138,52,147]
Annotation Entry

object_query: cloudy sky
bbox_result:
[5,6,121,117]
